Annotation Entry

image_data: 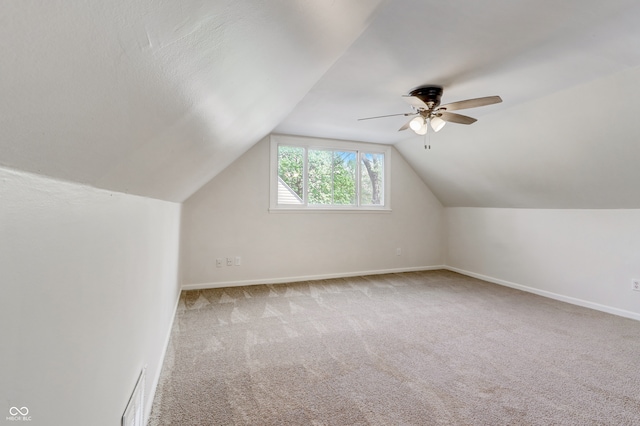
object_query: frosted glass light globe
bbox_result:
[415,123,427,135]
[409,116,425,131]
[431,116,446,132]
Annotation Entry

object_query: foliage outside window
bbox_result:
[270,135,390,211]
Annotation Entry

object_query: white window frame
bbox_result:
[269,134,391,212]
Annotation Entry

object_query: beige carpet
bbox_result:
[148,270,640,425]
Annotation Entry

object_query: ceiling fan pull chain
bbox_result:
[424,133,431,150]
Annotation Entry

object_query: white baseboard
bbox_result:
[445,266,640,322]
[144,289,181,423]
[181,265,446,291]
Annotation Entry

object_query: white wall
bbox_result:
[445,208,640,320]
[0,167,181,425]
[181,136,444,288]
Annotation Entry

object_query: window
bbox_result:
[270,135,391,211]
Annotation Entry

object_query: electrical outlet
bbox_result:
[216,258,223,268]
[632,279,640,291]
[227,257,233,266]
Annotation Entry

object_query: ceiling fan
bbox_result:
[358,85,502,136]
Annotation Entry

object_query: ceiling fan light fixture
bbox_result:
[358,86,502,140]
[409,116,425,132]
[414,122,428,135]
[431,116,446,132]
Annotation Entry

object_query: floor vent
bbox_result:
[122,367,146,426]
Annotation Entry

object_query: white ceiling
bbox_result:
[0,0,383,202]
[3,0,640,207]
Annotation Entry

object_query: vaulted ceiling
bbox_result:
[3,0,640,207]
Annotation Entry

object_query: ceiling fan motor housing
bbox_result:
[409,85,443,108]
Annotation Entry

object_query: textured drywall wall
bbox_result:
[445,207,640,319]
[181,136,444,287]
[0,167,181,425]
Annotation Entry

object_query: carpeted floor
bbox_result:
[148,270,640,425]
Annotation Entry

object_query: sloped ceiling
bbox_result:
[0,0,384,202]
[3,0,640,207]
[275,0,640,208]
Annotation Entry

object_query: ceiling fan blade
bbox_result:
[438,95,502,112]
[402,96,429,109]
[398,118,413,131]
[358,112,413,121]
[438,111,477,125]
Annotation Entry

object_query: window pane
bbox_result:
[308,150,357,206]
[360,152,384,205]
[332,151,356,205]
[277,145,303,204]
[308,149,332,205]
